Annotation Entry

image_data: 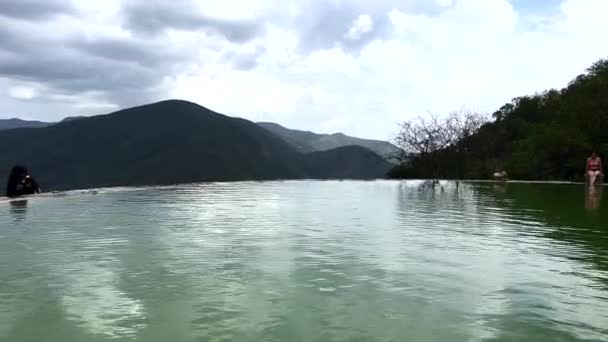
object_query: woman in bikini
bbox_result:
[586,152,603,186]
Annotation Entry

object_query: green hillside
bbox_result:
[389,58,608,181]
[1,100,390,191]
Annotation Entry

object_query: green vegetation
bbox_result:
[0,100,391,192]
[389,58,608,181]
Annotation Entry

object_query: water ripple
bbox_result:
[0,181,607,341]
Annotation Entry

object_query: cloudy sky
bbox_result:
[1,0,607,139]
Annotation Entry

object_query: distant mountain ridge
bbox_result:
[61,116,86,123]
[0,118,51,130]
[0,116,85,130]
[305,145,394,179]
[0,100,391,192]
[257,122,401,162]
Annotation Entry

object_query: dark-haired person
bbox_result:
[6,165,41,198]
[586,152,603,186]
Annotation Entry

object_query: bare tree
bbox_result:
[445,110,488,150]
[394,113,451,156]
[393,113,452,178]
[393,111,488,179]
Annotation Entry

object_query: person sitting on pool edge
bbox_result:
[5,165,41,198]
[586,151,604,186]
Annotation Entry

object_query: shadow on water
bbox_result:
[9,199,28,222]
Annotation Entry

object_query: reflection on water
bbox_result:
[59,258,147,339]
[492,182,507,194]
[585,185,603,213]
[8,199,28,222]
[0,181,607,342]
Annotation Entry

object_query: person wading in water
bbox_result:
[586,152,603,186]
[5,165,41,198]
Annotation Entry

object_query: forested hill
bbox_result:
[0,100,392,191]
[389,58,608,181]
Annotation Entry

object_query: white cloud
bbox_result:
[170,68,303,116]
[345,14,374,41]
[8,85,38,100]
[160,0,608,138]
[1,0,608,140]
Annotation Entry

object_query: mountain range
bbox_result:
[257,122,400,161]
[0,118,50,130]
[0,116,88,131]
[1,116,398,160]
[0,100,392,191]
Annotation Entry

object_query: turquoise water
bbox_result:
[1,180,607,341]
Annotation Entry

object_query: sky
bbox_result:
[0,0,607,140]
